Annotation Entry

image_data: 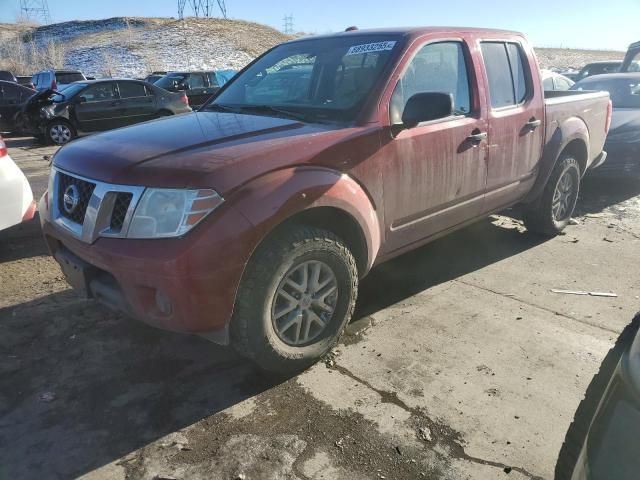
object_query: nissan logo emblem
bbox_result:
[63,184,80,214]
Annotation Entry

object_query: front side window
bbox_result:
[81,83,116,102]
[210,35,402,123]
[190,73,206,88]
[481,41,531,108]
[390,41,471,124]
[208,72,219,88]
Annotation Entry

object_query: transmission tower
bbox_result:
[178,0,228,19]
[19,0,51,24]
[283,15,294,34]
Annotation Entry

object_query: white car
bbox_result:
[542,69,575,91]
[0,136,36,231]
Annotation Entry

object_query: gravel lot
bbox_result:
[1,136,639,480]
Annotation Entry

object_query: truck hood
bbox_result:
[53,111,357,193]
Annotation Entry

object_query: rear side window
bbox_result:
[56,72,84,84]
[208,72,219,87]
[390,41,471,123]
[118,82,147,98]
[481,42,530,108]
[81,83,116,102]
[542,77,554,91]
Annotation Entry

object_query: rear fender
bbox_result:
[230,166,381,274]
[523,117,589,203]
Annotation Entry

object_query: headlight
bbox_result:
[127,188,223,238]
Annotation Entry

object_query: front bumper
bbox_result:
[39,191,257,344]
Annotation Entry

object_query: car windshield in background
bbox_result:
[57,73,85,84]
[155,74,188,89]
[574,77,640,108]
[52,83,86,102]
[208,35,403,123]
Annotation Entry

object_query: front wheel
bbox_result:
[47,120,76,145]
[523,155,581,236]
[231,226,358,374]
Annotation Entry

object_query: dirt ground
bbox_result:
[1,136,639,480]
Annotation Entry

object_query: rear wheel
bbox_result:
[231,225,358,374]
[47,120,75,145]
[523,155,581,236]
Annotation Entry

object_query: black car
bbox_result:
[154,71,221,108]
[22,79,191,145]
[0,70,17,83]
[0,80,36,133]
[558,314,640,480]
[144,71,167,84]
[575,61,622,82]
[16,76,35,90]
[572,73,640,177]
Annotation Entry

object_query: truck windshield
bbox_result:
[207,35,403,123]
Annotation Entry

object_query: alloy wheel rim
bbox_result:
[50,124,71,144]
[271,260,339,346]
[552,169,575,222]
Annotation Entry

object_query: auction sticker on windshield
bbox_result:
[346,41,396,56]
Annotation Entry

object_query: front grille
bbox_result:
[57,173,96,224]
[110,192,133,232]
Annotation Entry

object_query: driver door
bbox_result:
[381,40,488,253]
[74,82,121,132]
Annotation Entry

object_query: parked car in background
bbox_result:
[16,76,36,90]
[0,80,37,133]
[0,135,36,232]
[23,79,191,145]
[575,61,622,82]
[542,69,575,91]
[144,71,167,84]
[154,71,222,108]
[621,40,640,72]
[39,27,611,373]
[0,71,17,83]
[32,69,87,91]
[572,73,640,177]
[557,69,580,82]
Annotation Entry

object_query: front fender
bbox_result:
[229,166,382,274]
[524,117,589,203]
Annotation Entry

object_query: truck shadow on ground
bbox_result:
[576,176,640,216]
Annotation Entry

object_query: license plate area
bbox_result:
[54,248,95,298]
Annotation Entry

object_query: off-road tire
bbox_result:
[46,119,76,146]
[231,225,358,374]
[524,155,581,236]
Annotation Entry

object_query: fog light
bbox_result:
[155,289,172,315]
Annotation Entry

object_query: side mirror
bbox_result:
[78,96,87,104]
[401,92,454,129]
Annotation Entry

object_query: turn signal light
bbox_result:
[180,93,189,105]
[0,137,7,157]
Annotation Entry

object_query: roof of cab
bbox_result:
[286,26,524,43]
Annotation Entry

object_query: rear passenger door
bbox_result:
[186,73,208,108]
[480,41,543,212]
[117,81,156,126]
[0,83,21,129]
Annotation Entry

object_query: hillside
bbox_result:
[0,17,626,77]
[0,17,291,78]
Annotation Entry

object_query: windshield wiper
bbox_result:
[232,104,312,123]
[204,103,239,113]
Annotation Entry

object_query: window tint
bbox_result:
[481,42,530,108]
[208,72,219,87]
[118,82,147,98]
[190,73,205,88]
[390,41,471,123]
[506,43,527,103]
[56,72,85,84]
[543,77,554,91]
[81,83,116,102]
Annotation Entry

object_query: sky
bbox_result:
[0,0,638,51]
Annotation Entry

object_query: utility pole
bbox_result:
[19,0,51,24]
[283,14,294,34]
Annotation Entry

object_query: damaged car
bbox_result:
[18,79,191,145]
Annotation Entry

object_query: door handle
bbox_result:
[525,118,541,129]
[467,130,487,144]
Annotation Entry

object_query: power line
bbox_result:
[19,0,51,24]
[283,14,294,34]
[178,0,228,20]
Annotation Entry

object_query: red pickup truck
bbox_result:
[40,27,611,373]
